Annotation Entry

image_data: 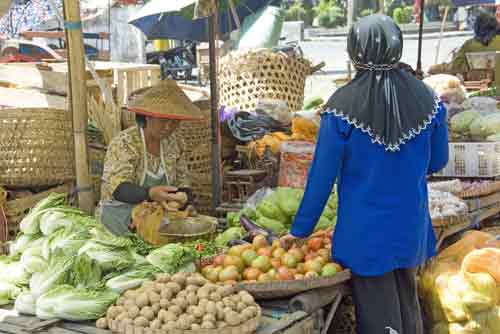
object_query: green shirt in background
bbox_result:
[450,36,500,73]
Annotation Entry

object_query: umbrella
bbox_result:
[128,0,273,42]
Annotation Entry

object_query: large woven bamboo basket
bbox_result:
[2,184,72,240]
[0,108,75,188]
[0,1,12,18]
[219,49,314,112]
[178,100,213,214]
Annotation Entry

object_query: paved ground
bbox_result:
[302,35,472,99]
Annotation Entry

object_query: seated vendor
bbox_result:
[429,9,500,74]
[97,80,205,236]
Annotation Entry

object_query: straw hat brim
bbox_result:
[127,80,206,122]
[127,107,205,121]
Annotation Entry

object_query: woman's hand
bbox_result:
[280,234,305,250]
[148,185,178,202]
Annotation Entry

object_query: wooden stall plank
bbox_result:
[59,323,110,334]
[0,321,29,334]
[257,311,311,334]
[466,192,500,211]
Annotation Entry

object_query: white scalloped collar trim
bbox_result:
[320,97,440,152]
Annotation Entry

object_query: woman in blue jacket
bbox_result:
[283,15,449,334]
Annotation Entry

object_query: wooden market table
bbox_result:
[433,203,500,250]
[0,306,330,334]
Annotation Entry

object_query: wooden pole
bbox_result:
[434,6,449,65]
[416,0,426,75]
[63,0,95,214]
[208,13,222,212]
[347,0,355,28]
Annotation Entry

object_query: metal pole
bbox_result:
[62,0,95,214]
[208,14,222,212]
[416,0,426,75]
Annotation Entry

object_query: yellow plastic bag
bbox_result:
[132,202,165,246]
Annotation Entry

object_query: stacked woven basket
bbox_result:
[219,49,315,112]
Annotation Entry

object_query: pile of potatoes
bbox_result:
[98,272,260,333]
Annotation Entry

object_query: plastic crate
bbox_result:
[435,142,500,178]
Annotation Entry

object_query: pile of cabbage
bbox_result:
[419,231,500,334]
[2,193,196,321]
[225,187,337,236]
[449,97,500,141]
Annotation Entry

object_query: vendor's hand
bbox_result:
[165,191,188,205]
[280,234,305,250]
[148,186,178,203]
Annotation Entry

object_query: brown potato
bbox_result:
[127,306,140,319]
[96,318,108,329]
[165,282,181,294]
[133,316,149,327]
[159,298,170,309]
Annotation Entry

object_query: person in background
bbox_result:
[97,80,204,236]
[430,8,500,74]
[282,14,449,334]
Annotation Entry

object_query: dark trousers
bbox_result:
[351,268,423,334]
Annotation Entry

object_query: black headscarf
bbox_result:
[323,14,438,152]
[473,9,499,46]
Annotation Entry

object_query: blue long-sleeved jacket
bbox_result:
[290,103,449,276]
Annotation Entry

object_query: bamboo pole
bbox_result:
[63,0,95,214]
[434,6,449,65]
[209,12,222,212]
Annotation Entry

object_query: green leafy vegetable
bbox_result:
[36,285,117,321]
[68,255,103,289]
[0,282,21,305]
[105,265,158,293]
[15,292,36,315]
[78,240,135,272]
[0,260,30,285]
[9,234,42,256]
[30,254,74,299]
[128,234,158,256]
[43,224,91,259]
[146,243,197,274]
[39,208,84,236]
[215,227,245,247]
[90,226,133,248]
[183,240,219,259]
[20,193,67,235]
[20,245,47,274]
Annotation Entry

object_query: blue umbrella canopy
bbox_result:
[128,0,273,42]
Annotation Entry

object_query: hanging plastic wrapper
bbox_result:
[278,141,316,189]
[194,0,217,19]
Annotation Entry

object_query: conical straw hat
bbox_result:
[127,80,205,121]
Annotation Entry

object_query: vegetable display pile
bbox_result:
[203,229,342,284]
[419,231,500,334]
[221,187,337,247]
[1,193,205,321]
[98,272,261,332]
[449,97,500,142]
[428,189,468,220]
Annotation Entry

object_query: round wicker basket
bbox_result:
[219,49,313,112]
[0,108,75,188]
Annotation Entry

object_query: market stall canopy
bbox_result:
[128,0,274,41]
[0,0,118,37]
[452,0,498,5]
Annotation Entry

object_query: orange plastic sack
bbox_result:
[437,231,496,263]
[461,248,500,283]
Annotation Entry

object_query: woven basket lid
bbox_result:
[127,80,205,121]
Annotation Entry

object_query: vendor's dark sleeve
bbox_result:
[112,182,149,204]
